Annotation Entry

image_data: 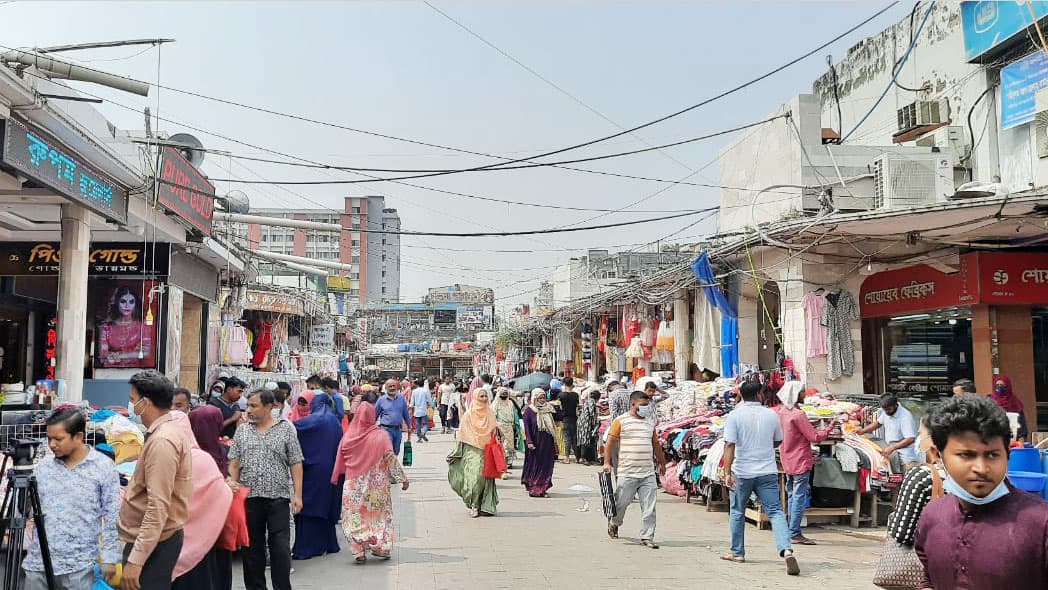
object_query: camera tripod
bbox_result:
[0,443,56,590]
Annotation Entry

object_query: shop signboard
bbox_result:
[309,323,335,351]
[456,305,493,329]
[157,146,216,235]
[424,284,494,305]
[973,251,1048,304]
[0,242,169,276]
[1000,50,1048,129]
[327,275,353,292]
[962,1,1048,62]
[859,261,978,318]
[244,290,305,316]
[0,118,129,223]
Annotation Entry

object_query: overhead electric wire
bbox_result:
[0,3,899,178]
[206,115,786,185]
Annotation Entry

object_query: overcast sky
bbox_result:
[3,1,909,309]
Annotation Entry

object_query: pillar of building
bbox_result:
[55,203,91,402]
[672,293,691,380]
[972,304,1036,416]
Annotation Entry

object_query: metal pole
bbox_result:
[214,211,343,232]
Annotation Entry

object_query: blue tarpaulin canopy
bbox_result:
[691,251,739,378]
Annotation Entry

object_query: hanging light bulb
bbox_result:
[867,258,872,272]
[145,306,154,326]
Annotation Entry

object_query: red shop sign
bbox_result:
[157,146,215,236]
[972,251,1048,304]
[859,259,978,317]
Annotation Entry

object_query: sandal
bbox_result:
[371,549,390,559]
[354,555,366,564]
[640,540,659,549]
[720,554,745,563]
[607,523,619,539]
[791,536,817,546]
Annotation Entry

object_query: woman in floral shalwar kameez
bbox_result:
[331,401,409,563]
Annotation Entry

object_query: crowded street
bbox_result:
[1,2,1048,590]
[233,428,886,590]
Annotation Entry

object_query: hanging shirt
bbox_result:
[802,291,828,357]
[822,289,860,380]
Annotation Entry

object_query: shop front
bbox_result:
[860,251,1048,429]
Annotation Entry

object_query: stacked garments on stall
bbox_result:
[840,434,904,492]
[655,411,727,499]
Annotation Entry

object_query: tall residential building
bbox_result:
[217,196,401,305]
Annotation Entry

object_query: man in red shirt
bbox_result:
[776,382,837,545]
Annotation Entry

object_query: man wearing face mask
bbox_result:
[603,391,666,549]
[375,379,412,455]
[915,395,1048,589]
[119,370,193,590]
[856,394,918,469]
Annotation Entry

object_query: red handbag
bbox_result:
[482,434,507,479]
[218,486,251,551]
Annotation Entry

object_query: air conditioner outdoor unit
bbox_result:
[897,99,949,132]
[873,152,954,209]
[915,125,968,166]
[1035,88,1048,159]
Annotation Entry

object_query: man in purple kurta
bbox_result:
[915,395,1048,590]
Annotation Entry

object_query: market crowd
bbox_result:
[17,367,1048,590]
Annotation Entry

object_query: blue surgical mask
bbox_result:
[636,404,653,418]
[994,385,1007,395]
[127,398,144,424]
[940,463,1010,506]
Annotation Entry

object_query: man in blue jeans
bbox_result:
[721,381,799,576]
[411,378,435,442]
[375,379,412,455]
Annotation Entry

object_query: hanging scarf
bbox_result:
[530,388,556,434]
[458,393,497,449]
[990,375,1024,413]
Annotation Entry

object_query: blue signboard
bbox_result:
[1000,50,1048,129]
[0,118,128,223]
[962,1,1048,62]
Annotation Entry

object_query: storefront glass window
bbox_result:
[881,307,973,398]
[1033,307,1048,431]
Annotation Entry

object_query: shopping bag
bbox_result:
[403,441,413,467]
[218,486,251,551]
[483,434,507,479]
[599,470,617,518]
[872,539,925,589]
[93,564,117,590]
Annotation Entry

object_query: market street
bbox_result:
[235,429,884,590]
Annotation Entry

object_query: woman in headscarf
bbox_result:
[448,387,499,517]
[332,401,408,563]
[521,388,557,497]
[172,411,234,590]
[576,386,602,466]
[492,387,521,471]
[990,375,1028,439]
[291,393,343,559]
[288,390,315,422]
[466,375,484,411]
[189,405,229,477]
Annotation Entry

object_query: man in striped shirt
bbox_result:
[604,390,667,549]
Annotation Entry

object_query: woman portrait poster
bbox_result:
[95,281,157,368]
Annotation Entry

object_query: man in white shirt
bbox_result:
[411,378,434,442]
[856,394,918,466]
[438,377,456,434]
[722,381,799,575]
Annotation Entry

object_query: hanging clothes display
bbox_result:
[802,290,828,357]
[822,289,860,380]
[655,319,674,351]
[692,289,721,376]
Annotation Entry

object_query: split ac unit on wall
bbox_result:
[873,152,954,209]
[915,126,969,167]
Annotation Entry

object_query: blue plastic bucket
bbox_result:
[1041,450,1048,500]
[1007,470,1047,494]
[1008,447,1041,473]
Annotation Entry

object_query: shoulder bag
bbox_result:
[872,467,943,589]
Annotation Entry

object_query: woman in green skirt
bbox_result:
[448,387,499,517]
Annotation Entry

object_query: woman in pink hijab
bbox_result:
[171,411,234,589]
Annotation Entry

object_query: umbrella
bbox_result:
[509,372,553,392]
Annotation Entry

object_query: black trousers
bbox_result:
[563,419,579,459]
[122,530,183,590]
[438,404,449,428]
[244,497,292,590]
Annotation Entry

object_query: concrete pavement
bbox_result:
[235,429,884,589]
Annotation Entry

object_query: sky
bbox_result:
[1,1,911,310]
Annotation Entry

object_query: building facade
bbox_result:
[220,195,401,305]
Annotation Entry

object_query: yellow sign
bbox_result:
[327,276,354,292]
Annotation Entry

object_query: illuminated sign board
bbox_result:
[157,146,215,235]
[0,118,128,223]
